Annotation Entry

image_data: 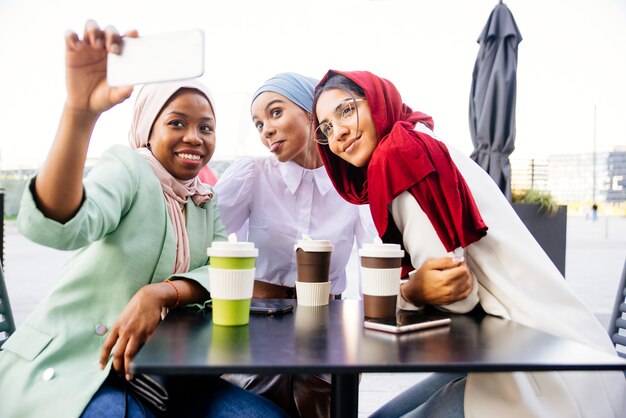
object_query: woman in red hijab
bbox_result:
[313,70,625,418]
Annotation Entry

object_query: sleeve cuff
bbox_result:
[170,265,210,294]
[397,279,424,311]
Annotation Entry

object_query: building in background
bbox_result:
[547,149,626,205]
[511,158,549,194]
[505,148,625,212]
[606,150,626,204]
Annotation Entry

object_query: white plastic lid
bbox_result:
[207,233,259,258]
[358,241,404,258]
[294,236,334,252]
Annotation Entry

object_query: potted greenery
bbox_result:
[511,189,567,276]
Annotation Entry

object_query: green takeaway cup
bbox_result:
[207,236,258,326]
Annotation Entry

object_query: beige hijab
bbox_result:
[129,79,215,274]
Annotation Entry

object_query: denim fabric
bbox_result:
[82,373,289,418]
[370,372,467,418]
[166,375,290,418]
[81,374,157,418]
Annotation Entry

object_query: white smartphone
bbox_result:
[107,29,204,87]
[363,311,451,334]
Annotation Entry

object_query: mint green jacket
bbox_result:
[0,145,227,417]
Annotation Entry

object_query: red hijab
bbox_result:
[315,70,487,257]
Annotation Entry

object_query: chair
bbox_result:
[608,258,626,359]
[0,262,16,348]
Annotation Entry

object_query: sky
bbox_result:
[1,0,625,169]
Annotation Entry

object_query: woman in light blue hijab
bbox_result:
[249,72,321,167]
[252,72,318,114]
[214,72,377,417]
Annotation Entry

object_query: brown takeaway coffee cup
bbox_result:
[294,239,333,283]
[294,238,334,306]
[359,241,404,319]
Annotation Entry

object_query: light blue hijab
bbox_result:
[251,72,318,113]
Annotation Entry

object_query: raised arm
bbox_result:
[35,20,135,222]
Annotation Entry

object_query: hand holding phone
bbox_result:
[107,29,204,87]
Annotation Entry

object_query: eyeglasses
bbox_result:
[314,98,365,145]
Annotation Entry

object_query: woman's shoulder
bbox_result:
[214,156,262,198]
[86,145,160,195]
[95,144,146,173]
[446,145,493,183]
[104,144,138,158]
[218,155,279,184]
[240,155,279,172]
[222,155,263,174]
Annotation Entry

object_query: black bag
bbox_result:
[127,373,169,413]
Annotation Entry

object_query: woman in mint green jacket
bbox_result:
[0,21,287,418]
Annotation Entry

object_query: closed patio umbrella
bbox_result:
[469,0,522,200]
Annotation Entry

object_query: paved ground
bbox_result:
[3,215,626,417]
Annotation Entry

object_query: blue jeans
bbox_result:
[81,373,157,418]
[82,373,289,418]
[370,372,467,418]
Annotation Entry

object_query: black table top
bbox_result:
[132,299,626,376]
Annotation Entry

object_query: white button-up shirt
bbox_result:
[214,156,376,295]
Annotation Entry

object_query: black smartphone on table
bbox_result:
[249,300,294,316]
[363,310,451,334]
[206,299,294,316]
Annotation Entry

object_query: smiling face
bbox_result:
[148,89,216,180]
[315,88,378,168]
[251,91,320,168]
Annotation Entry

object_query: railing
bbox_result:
[510,158,549,193]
